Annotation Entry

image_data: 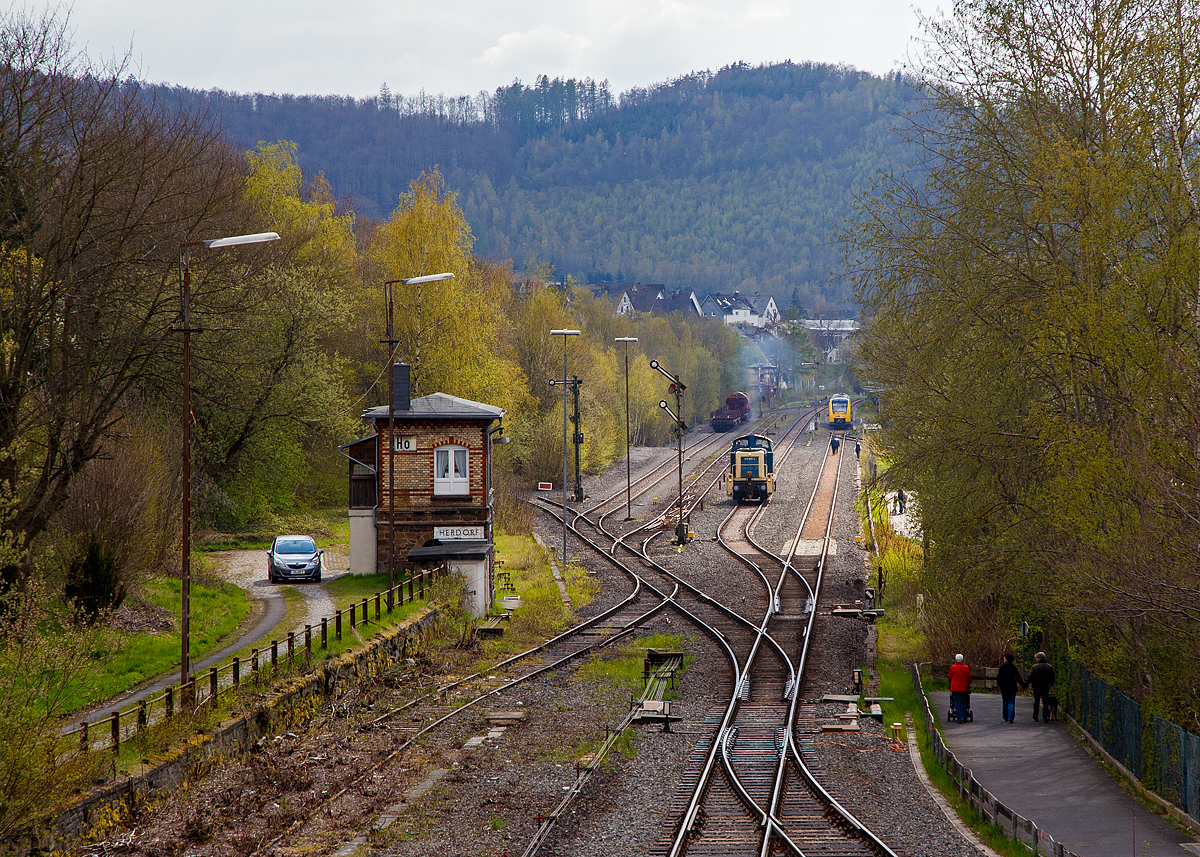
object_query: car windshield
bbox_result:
[275,538,316,554]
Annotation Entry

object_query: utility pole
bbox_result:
[615,337,638,520]
[382,272,454,605]
[549,329,581,563]
[650,359,688,545]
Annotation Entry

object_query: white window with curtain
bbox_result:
[434,445,469,495]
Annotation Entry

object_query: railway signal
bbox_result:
[652,359,689,545]
[549,376,585,502]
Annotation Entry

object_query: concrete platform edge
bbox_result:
[904,713,1001,857]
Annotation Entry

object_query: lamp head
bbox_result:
[401,272,454,285]
[202,232,280,249]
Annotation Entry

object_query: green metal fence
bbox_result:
[1058,655,1199,823]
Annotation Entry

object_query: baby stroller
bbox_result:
[947,693,973,723]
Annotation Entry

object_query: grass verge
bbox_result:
[59,576,250,713]
[576,633,689,695]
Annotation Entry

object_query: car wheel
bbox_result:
[314,568,322,583]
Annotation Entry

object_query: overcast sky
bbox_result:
[38,1,929,100]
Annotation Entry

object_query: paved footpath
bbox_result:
[932,690,1198,856]
[74,550,346,726]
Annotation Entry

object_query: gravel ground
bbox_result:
[75,414,981,857]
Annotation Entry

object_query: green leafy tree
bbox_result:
[363,170,529,422]
[183,142,360,527]
[849,0,1200,716]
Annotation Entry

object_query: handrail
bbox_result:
[62,567,442,755]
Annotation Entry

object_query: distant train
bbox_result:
[711,391,752,432]
[726,434,775,503]
[828,395,851,429]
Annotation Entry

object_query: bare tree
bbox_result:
[0,9,259,576]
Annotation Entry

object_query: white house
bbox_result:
[700,292,781,328]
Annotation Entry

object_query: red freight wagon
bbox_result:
[711,391,752,432]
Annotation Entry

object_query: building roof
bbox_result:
[745,295,778,314]
[593,283,701,318]
[803,318,860,332]
[658,292,702,316]
[626,288,662,313]
[363,392,505,422]
[701,292,756,313]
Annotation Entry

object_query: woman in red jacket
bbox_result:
[949,653,972,722]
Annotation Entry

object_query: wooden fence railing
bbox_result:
[63,567,441,756]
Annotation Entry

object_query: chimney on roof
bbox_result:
[392,363,411,411]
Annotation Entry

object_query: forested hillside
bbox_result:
[154,62,915,310]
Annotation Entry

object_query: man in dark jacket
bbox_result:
[997,652,1022,723]
[1026,651,1056,722]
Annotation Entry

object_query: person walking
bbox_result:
[1026,651,1056,722]
[854,440,861,459]
[997,652,1022,723]
[949,653,972,722]
[830,435,840,455]
[897,488,907,514]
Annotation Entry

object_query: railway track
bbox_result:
[527,406,898,856]
[596,412,892,856]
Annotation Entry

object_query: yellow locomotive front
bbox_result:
[828,395,851,428]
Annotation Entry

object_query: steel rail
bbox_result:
[598,410,796,553]
[531,404,873,857]
[763,431,900,857]
[589,409,796,540]
[575,407,789,538]
[666,410,818,855]
[604,408,811,554]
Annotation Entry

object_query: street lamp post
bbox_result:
[550,329,581,564]
[383,272,454,605]
[614,337,638,520]
[178,231,279,692]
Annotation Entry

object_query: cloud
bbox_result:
[33,0,927,99]
[478,24,592,75]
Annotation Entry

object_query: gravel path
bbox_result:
[215,549,344,637]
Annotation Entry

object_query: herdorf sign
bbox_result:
[434,525,484,541]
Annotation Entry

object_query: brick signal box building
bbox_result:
[341,364,505,617]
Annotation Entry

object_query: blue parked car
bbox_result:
[267,535,323,583]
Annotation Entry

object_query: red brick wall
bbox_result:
[375,418,489,509]
[372,416,493,569]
